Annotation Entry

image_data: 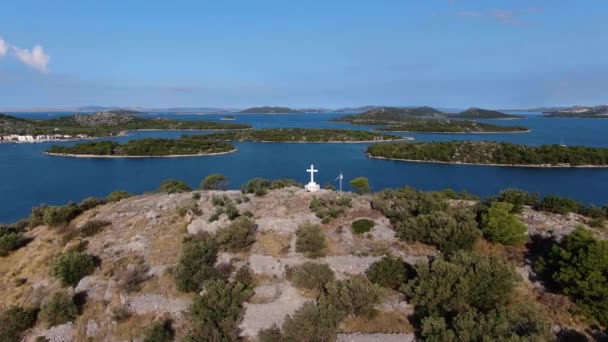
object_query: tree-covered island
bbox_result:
[201,128,410,142]
[0,112,251,142]
[367,141,608,167]
[373,118,529,133]
[45,137,236,157]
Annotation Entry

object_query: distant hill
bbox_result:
[543,105,608,118]
[237,106,304,114]
[330,106,447,124]
[102,109,145,115]
[449,108,524,119]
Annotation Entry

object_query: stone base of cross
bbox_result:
[304,164,320,192]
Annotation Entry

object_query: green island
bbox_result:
[366,141,608,167]
[201,128,409,142]
[373,118,529,133]
[543,105,608,118]
[45,137,235,157]
[449,107,524,119]
[0,112,251,138]
[237,106,303,114]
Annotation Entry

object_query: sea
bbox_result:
[1,111,607,223]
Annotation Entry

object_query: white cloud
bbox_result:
[0,38,7,56]
[12,45,50,73]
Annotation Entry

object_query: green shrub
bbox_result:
[257,324,283,342]
[176,200,202,217]
[366,255,412,290]
[174,236,218,292]
[535,227,608,325]
[106,190,132,202]
[144,319,174,342]
[39,291,78,327]
[438,189,479,201]
[79,220,111,237]
[157,179,191,194]
[0,232,27,256]
[43,202,82,227]
[371,187,449,224]
[282,300,340,342]
[200,173,229,190]
[53,252,96,287]
[536,195,584,215]
[0,306,38,342]
[233,265,255,291]
[492,188,539,213]
[78,196,104,210]
[286,262,335,290]
[295,223,326,258]
[242,178,272,196]
[349,177,370,194]
[26,204,48,228]
[324,277,382,318]
[309,195,352,223]
[185,279,253,341]
[351,219,375,234]
[480,202,527,245]
[216,217,257,251]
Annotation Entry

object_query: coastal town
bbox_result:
[0,133,90,143]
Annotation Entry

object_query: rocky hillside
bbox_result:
[0,187,606,341]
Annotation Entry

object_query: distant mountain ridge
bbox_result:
[449,108,524,119]
[237,106,304,114]
[543,105,608,118]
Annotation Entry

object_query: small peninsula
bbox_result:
[448,108,524,119]
[373,118,529,133]
[366,141,608,167]
[45,138,236,158]
[237,106,303,114]
[0,112,251,142]
[201,128,410,143]
[543,105,608,118]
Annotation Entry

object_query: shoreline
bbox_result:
[373,129,531,134]
[44,148,238,159]
[215,137,415,144]
[366,154,608,168]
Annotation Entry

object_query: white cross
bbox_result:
[307,164,318,183]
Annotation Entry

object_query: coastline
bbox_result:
[213,137,415,144]
[366,153,608,168]
[373,129,531,134]
[44,148,238,159]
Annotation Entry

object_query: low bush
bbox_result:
[26,204,49,228]
[157,179,191,194]
[351,219,375,234]
[309,195,352,223]
[295,223,326,258]
[216,217,257,251]
[79,220,111,237]
[176,200,202,217]
[53,252,96,287]
[116,260,151,293]
[536,195,584,215]
[281,300,340,342]
[242,178,301,196]
[39,291,78,327]
[491,188,539,213]
[174,236,218,292]
[233,265,255,291]
[257,324,283,342]
[43,202,82,227]
[349,177,370,194]
[0,306,38,342]
[0,231,28,256]
[144,319,175,342]
[286,262,335,290]
[185,279,253,341]
[106,190,132,202]
[200,173,229,190]
[366,255,412,290]
[480,202,527,245]
[78,196,104,210]
[324,277,382,318]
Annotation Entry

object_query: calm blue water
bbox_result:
[1,112,608,223]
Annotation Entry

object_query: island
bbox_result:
[237,106,304,114]
[0,112,251,142]
[366,141,608,167]
[543,105,608,118]
[220,115,236,120]
[330,106,447,124]
[447,108,524,119]
[45,137,236,158]
[201,128,411,143]
[372,118,529,133]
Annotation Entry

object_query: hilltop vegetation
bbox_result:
[449,107,524,119]
[202,128,406,142]
[0,112,251,137]
[46,137,235,157]
[374,118,529,133]
[331,106,447,124]
[0,182,607,340]
[367,141,608,167]
[237,106,304,114]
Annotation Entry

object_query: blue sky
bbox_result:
[0,0,606,109]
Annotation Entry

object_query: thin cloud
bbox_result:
[456,9,538,25]
[12,45,50,73]
[0,38,7,56]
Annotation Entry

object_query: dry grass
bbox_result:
[339,310,413,334]
[473,239,526,264]
[255,231,291,257]
[74,300,108,341]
